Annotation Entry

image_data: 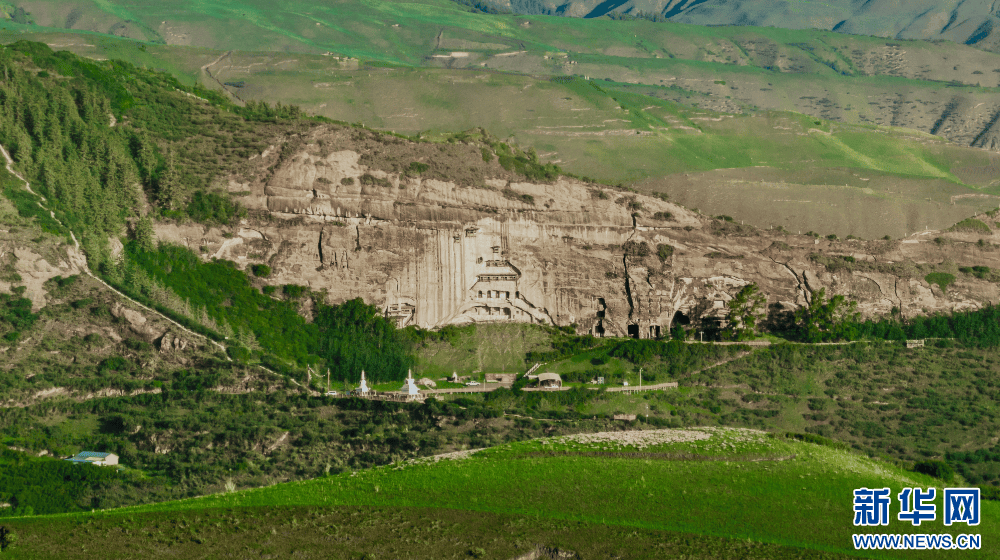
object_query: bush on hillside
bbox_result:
[250,264,271,278]
[913,460,954,482]
[925,272,955,293]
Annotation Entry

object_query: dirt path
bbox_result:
[200,50,245,104]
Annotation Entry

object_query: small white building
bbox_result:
[65,451,119,466]
[358,370,371,394]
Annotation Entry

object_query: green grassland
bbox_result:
[3,427,994,558]
[6,0,1000,86]
[411,323,553,377]
[0,505,859,559]
[4,2,1000,234]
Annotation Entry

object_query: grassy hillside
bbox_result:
[0,506,858,559]
[483,0,1000,52]
[2,427,994,558]
[5,2,1000,234]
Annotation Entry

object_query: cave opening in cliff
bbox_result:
[672,310,691,326]
[594,322,605,337]
[627,324,639,339]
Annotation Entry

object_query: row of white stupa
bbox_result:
[357,369,420,395]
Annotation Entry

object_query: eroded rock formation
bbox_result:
[153,126,1000,337]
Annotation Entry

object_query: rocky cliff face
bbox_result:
[154,126,1000,336]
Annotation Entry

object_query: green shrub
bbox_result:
[186,190,241,225]
[925,272,955,293]
[656,244,674,262]
[282,284,308,299]
[623,240,649,258]
[652,211,672,221]
[0,525,17,550]
[913,460,954,482]
[982,486,1000,501]
[123,338,152,352]
[360,174,392,188]
[492,142,560,181]
[123,243,317,363]
[949,218,991,234]
[959,265,990,279]
[407,161,429,174]
[501,187,534,205]
[0,293,38,342]
[251,264,271,278]
[43,274,80,295]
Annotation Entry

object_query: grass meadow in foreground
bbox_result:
[1,504,859,560]
[10,428,993,559]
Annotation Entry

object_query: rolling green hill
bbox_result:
[1,427,995,558]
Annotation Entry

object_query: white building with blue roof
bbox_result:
[65,451,119,466]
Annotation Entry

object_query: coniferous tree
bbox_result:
[132,216,156,254]
[156,148,181,210]
[724,283,766,341]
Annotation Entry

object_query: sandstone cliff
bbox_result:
[153,126,1000,336]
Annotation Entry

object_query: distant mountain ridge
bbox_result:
[479,0,1000,51]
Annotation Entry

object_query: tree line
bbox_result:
[683,282,1000,346]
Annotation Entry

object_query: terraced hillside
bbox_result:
[5,1,1000,152]
[6,1,1000,236]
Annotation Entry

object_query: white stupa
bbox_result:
[400,369,419,395]
[358,370,370,394]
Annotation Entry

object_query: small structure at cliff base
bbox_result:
[400,369,420,397]
[536,372,562,389]
[358,370,370,394]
